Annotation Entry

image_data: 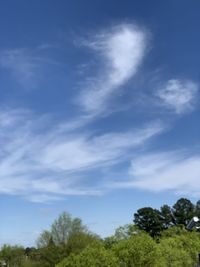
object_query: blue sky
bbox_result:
[0,0,200,246]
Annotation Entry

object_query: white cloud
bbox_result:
[1,27,198,204]
[0,109,163,202]
[117,151,200,197]
[0,49,39,88]
[40,121,163,172]
[78,23,147,114]
[0,47,57,89]
[155,79,199,114]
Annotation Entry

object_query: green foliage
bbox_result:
[51,212,83,245]
[20,258,41,267]
[37,230,52,248]
[37,212,88,247]
[176,231,200,263]
[195,200,200,218]
[28,240,67,267]
[156,237,194,267]
[113,232,158,267]
[65,232,102,255]
[156,228,200,266]
[28,213,100,267]
[114,224,140,240]
[104,236,118,249]
[134,207,164,236]
[160,204,175,228]
[0,245,25,267]
[104,224,140,249]
[134,198,200,236]
[161,225,187,238]
[3,199,200,267]
[173,198,195,225]
[56,244,119,267]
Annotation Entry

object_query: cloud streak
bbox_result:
[0,47,58,89]
[0,109,163,203]
[77,23,147,114]
[0,23,199,204]
[0,49,39,88]
[114,150,200,197]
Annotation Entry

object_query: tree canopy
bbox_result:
[37,212,88,248]
[134,207,164,236]
[2,198,200,267]
[133,198,200,236]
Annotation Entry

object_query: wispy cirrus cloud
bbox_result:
[0,49,39,88]
[0,47,58,89]
[0,108,163,203]
[0,23,199,205]
[155,79,199,114]
[77,23,147,114]
[114,150,200,197]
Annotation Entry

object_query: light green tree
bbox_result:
[113,233,158,267]
[114,224,140,240]
[56,244,119,267]
[65,232,102,255]
[37,230,52,248]
[156,237,194,267]
[37,212,88,247]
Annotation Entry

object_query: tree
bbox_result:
[0,245,25,267]
[37,212,88,247]
[114,224,139,240]
[173,198,195,225]
[160,204,175,229]
[156,237,194,267]
[56,244,119,267]
[177,231,200,264]
[195,200,200,218]
[134,207,164,236]
[65,232,102,255]
[103,224,139,249]
[29,239,67,267]
[104,236,118,249]
[51,212,87,246]
[37,230,52,248]
[161,225,187,238]
[156,231,200,267]
[113,233,158,267]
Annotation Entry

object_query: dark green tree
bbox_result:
[173,198,195,225]
[195,200,200,218]
[160,204,175,229]
[134,207,164,236]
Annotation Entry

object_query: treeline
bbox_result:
[1,198,200,267]
[134,197,200,236]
